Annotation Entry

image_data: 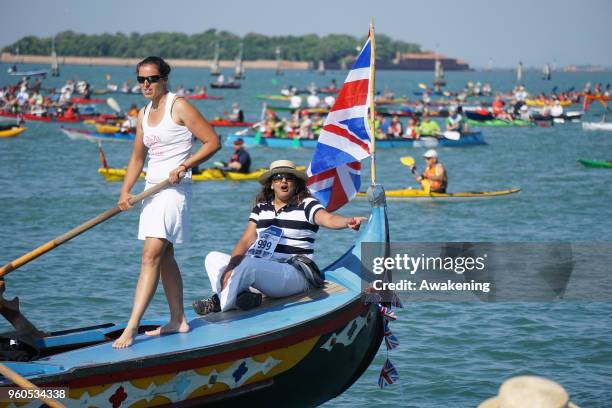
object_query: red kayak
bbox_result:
[0,111,116,123]
[209,119,255,127]
[71,97,106,104]
[185,94,224,100]
[319,87,339,94]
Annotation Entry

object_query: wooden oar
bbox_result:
[0,177,180,277]
[0,363,65,407]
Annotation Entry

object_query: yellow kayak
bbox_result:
[0,127,26,138]
[95,124,121,133]
[98,166,306,182]
[356,187,521,202]
[525,99,572,107]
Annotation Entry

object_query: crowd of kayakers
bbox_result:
[0,77,97,119]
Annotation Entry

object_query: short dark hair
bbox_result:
[136,56,171,78]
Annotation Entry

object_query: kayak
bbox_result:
[578,159,612,168]
[582,122,612,131]
[209,119,255,127]
[225,132,486,149]
[256,95,290,101]
[71,97,106,104]
[0,111,113,123]
[467,118,533,127]
[525,99,573,107]
[0,127,26,138]
[185,93,224,100]
[61,127,134,143]
[356,187,521,202]
[267,105,330,114]
[98,166,306,182]
[210,82,241,89]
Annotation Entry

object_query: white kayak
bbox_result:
[582,122,612,131]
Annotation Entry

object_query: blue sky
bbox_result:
[2,0,611,68]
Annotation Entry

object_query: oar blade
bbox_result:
[400,156,415,167]
[107,97,121,113]
[443,131,461,140]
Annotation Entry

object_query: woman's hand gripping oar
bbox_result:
[400,156,431,193]
[0,174,184,278]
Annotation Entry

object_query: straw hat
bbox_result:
[258,160,308,184]
[479,376,579,408]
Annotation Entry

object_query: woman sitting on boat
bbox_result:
[193,160,365,315]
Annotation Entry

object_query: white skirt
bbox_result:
[138,181,192,244]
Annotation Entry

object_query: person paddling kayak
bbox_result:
[415,149,448,193]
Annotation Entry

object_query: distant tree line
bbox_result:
[2,30,421,63]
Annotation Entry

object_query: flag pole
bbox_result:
[368,18,377,185]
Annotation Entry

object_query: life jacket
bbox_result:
[424,164,447,192]
[492,100,505,115]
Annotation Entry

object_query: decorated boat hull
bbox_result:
[0,187,390,407]
[582,122,612,131]
[578,159,612,168]
[225,132,486,149]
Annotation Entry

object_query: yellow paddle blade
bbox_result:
[400,156,415,167]
[421,178,431,193]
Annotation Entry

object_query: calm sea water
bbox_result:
[1,64,611,406]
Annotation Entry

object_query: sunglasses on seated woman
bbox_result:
[136,75,163,84]
[271,173,297,182]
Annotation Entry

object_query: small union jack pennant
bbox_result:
[378,304,397,321]
[378,358,399,389]
[383,320,400,350]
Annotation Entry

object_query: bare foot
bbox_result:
[112,327,138,349]
[145,318,190,336]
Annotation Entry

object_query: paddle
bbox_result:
[254,102,267,144]
[418,83,427,90]
[107,97,122,114]
[0,363,65,407]
[400,156,431,193]
[441,131,460,140]
[0,175,184,277]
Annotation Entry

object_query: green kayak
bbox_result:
[578,159,612,169]
[467,119,533,127]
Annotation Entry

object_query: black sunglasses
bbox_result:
[136,75,163,84]
[271,173,296,181]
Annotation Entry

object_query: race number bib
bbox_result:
[247,226,283,259]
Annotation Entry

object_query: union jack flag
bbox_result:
[307,31,373,211]
[383,320,400,350]
[378,358,399,389]
[378,304,397,321]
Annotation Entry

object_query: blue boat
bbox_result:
[226,132,486,149]
[60,127,135,143]
[0,186,390,407]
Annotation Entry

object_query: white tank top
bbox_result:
[142,92,193,184]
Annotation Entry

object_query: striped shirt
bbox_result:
[249,197,324,260]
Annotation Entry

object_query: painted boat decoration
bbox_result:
[225,132,486,149]
[60,127,134,143]
[0,186,389,407]
[98,166,306,182]
[0,127,26,138]
[357,187,521,202]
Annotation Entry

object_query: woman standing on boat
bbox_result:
[113,56,221,348]
[193,160,365,315]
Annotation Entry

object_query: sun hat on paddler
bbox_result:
[478,376,579,408]
[423,149,438,159]
[258,160,308,184]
